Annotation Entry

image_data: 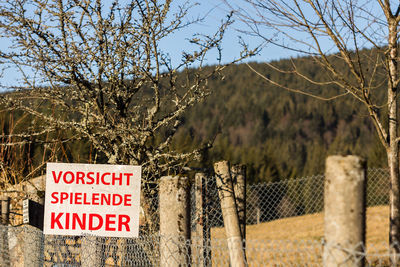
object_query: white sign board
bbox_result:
[43,163,141,238]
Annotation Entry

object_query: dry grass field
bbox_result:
[210,206,390,266]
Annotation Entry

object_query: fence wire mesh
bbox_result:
[1,225,400,266]
[192,168,389,229]
[0,168,394,266]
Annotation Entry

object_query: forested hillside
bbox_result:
[172,60,387,183]
[1,56,388,184]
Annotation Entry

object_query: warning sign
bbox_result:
[43,163,141,238]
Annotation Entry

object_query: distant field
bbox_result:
[210,206,389,265]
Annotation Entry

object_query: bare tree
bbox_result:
[0,0,255,230]
[231,0,400,258]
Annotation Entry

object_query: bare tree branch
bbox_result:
[233,0,400,257]
[0,0,257,182]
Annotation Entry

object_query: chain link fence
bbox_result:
[1,225,399,266]
[0,168,393,265]
[193,168,389,229]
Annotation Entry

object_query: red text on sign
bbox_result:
[50,212,131,232]
[52,171,133,186]
[50,192,132,206]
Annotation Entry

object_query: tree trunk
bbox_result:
[388,149,400,262]
[387,19,400,263]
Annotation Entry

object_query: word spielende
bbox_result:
[50,191,132,206]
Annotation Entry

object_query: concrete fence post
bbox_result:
[23,225,44,267]
[214,161,246,267]
[81,236,102,267]
[0,227,8,267]
[8,225,44,267]
[159,176,191,267]
[0,197,10,267]
[1,197,10,225]
[231,164,246,242]
[6,198,44,267]
[323,155,366,267]
[192,173,211,266]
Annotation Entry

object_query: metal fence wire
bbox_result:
[0,168,394,266]
[193,168,389,229]
[1,226,399,266]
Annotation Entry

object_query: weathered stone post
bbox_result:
[8,225,44,267]
[1,197,10,225]
[159,176,191,267]
[0,229,9,267]
[192,172,211,266]
[323,155,366,267]
[231,164,246,242]
[81,236,102,267]
[214,161,246,267]
[256,206,260,225]
[0,196,10,267]
[22,225,44,267]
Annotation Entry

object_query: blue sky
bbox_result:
[0,0,297,88]
[0,0,392,88]
[159,0,295,65]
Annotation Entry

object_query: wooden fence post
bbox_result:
[323,155,366,267]
[159,176,191,267]
[214,161,246,267]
